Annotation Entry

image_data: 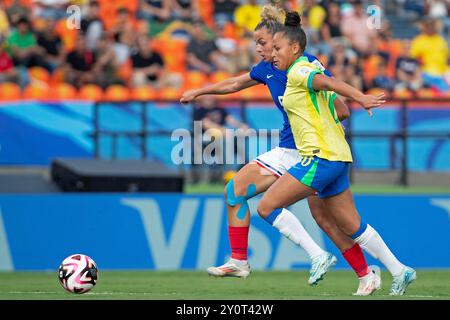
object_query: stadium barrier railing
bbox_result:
[91,98,450,186]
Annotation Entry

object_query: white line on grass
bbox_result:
[4,291,177,296]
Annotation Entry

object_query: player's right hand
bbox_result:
[180,90,198,104]
[359,92,386,117]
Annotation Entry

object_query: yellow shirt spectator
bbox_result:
[0,8,9,37]
[307,5,326,31]
[410,33,449,76]
[234,2,262,36]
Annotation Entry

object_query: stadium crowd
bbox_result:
[0,0,448,100]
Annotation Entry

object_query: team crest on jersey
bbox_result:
[298,67,311,77]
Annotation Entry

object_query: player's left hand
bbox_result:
[359,92,386,116]
[180,90,198,104]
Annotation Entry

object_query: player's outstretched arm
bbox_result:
[180,73,258,104]
[312,74,386,116]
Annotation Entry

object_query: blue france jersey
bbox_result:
[249,53,332,149]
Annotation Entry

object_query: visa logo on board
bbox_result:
[121,198,323,270]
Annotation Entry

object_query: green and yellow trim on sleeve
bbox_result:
[307,70,322,91]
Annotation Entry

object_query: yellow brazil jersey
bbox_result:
[282,56,353,162]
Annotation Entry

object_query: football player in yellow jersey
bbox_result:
[256,11,416,296]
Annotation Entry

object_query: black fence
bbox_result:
[91,98,450,186]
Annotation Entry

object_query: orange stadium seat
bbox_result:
[184,71,208,90]
[3,0,32,7]
[78,84,104,101]
[252,84,272,100]
[23,84,50,100]
[209,71,232,84]
[153,39,187,54]
[50,83,77,100]
[416,88,437,99]
[104,85,131,102]
[28,67,50,84]
[0,83,21,101]
[49,68,66,86]
[366,88,389,99]
[223,22,239,40]
[161,40,187,73]
[158,87,183,101]
[238,85,262,100]
[56,20,77,52]
[132,86,157,101]
[197,0,214,28]
[118,59,133,85]
[393,88,414,100]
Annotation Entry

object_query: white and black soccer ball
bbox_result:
[58,254,98,294]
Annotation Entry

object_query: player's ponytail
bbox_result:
[284,11,301,28]
[255,4,284,35]
[279,11,307,53]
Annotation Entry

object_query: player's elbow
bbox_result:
[334,97,351,121]
[228,80,241,93]
[337,106,350,121]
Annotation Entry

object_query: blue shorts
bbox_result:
[287,156,350,199]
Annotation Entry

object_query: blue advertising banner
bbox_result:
[1,102,449,171]
[0,194,449,271]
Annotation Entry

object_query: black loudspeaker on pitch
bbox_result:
[51,158,184,192]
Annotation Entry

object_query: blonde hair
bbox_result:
[260,4,285,24]
[255,4,285,34]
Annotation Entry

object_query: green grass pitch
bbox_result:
[0,270,449,300]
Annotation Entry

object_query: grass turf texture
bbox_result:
[0,270,448,300]
[185,183,450,195]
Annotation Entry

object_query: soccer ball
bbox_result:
[58,254,98,294]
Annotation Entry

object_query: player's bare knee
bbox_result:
[257,201,272,219]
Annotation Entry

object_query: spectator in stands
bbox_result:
[214,0,239,26]
[64,34,98,88]
[37,19,64,73]
[372,58,396,92]
[80,0,104,50]
[426,0,449,18]
[395,40,422,92]
[33,0,69,20]
[95,35,124,89]
[6,17,48,70]
[6,0,32,27]
[131,34,164,87]
[0,36,19,84]
[301,0,327,33]
[192,95,249,183]
[187,20,228,74]
[410,17,449,92]
[399,0,426,18]
[170,0,199,22]
[137,0,171,22]
[344,63,364,92]
[341,0,377,56]
[234,0,262,37]
[321,1,343,43]
[0,3,9,39]
[328,38,358,71]
[426,0,450,41]
[328,38,362,91]
[109,7,137,49]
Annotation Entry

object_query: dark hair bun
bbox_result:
[285,11,301,27]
